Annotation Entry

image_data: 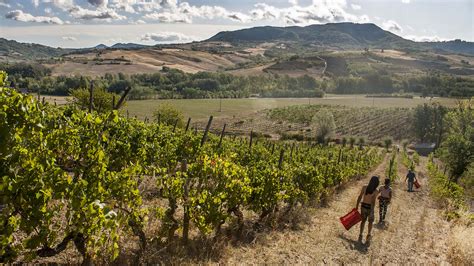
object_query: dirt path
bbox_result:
[222,154,453,264]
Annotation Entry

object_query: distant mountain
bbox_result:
[207,22,474,55]
[208,23,411,48]
[111,43,149,49]
[0,38,70,59]
[424,39,474,55]
[93,44,109,49]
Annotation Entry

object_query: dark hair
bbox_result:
[366,176,380,195]
[385,178,390,185]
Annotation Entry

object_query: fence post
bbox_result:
[185,117,191,133]
[89,81,93,112]
[173,119,178,132]
[218,124,226,148]
[200,116,213,147]
[249,130,253,150]
[278,149,285,169]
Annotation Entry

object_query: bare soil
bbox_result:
[221,154,469,265]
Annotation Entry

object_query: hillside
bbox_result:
[0,38,69,59]
[208,23,474,55]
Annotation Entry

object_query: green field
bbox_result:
[122,95,458,121]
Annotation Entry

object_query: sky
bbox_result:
[0,0,473,48]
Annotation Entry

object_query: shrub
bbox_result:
[69,87,118,113]
[311,110,335,144]
[383,137,393,151]
[153,103,184,127]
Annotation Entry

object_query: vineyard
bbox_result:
[266,105,414,141]
[0,86,383,263]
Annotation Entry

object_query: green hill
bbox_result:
[0,38,71,59]
[207,22,474,55]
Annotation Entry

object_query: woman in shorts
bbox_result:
[355,175,380,244]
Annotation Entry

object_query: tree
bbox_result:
[349,136,356,148]
[383,137,393,151]
[358,137,366,149]
[438,99,474,182]
[311,110,336,144]
[413,102,447,144]
[69,87,118,113]
[153,103,184,127]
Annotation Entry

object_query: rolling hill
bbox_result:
[208,22,474,55]
[0,38,70,59]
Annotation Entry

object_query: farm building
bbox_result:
[413,143,436,156]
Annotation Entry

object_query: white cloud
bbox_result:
[141,32,193,43]
[32,0,39,7]
[5,10,64,24]
[247,0,369,25]
[69,6,126,21]
[62,36,77,41]
[289,0,298,5]
[351,4,361,10]
[4,0,371,29]
[144,11,191,23]
[0,1,11,8]
[382,20,403,32]
[42,0,74,10]
[44,7,53,14]
[402,0,410,3]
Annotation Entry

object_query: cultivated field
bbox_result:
[123,95,458,121]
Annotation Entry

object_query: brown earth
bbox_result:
[220,154,472,264]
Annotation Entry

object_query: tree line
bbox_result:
[0,63,324,99]
[2,63,473,99]
[333,70,474,97]
[412,100,473,193]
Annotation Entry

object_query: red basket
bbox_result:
[414,180,421,189]
[340,208,362,230]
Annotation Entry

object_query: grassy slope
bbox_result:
[123,95,458,121]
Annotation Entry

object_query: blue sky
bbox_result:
[0,0,473,48]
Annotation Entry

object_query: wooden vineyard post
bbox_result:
[42,97,45,105]
[157,114,161,125]
[126,110,129,119]
[37,91,40,101]
[218,124,226,148]
[185,117,191,132]
[173,119,178,132]
[338,148,342,164]
[89,81,94,112]
[200,116,213,147]
[278,149,285,169]
[271,143,275,154]
[290,143,295,161]
[181,160,190,244]
[249,130,253,150]
[112,95,116,110]
[114,86,132,110]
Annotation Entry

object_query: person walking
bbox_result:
[378,178,392,223]
[355,176,380,245]
[406,168,416,192]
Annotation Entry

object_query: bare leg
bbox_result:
[367,221,373,236]
[359,220,366,241]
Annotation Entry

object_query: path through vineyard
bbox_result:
[223,155,455,264]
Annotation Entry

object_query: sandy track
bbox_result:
[223,154,453,264]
